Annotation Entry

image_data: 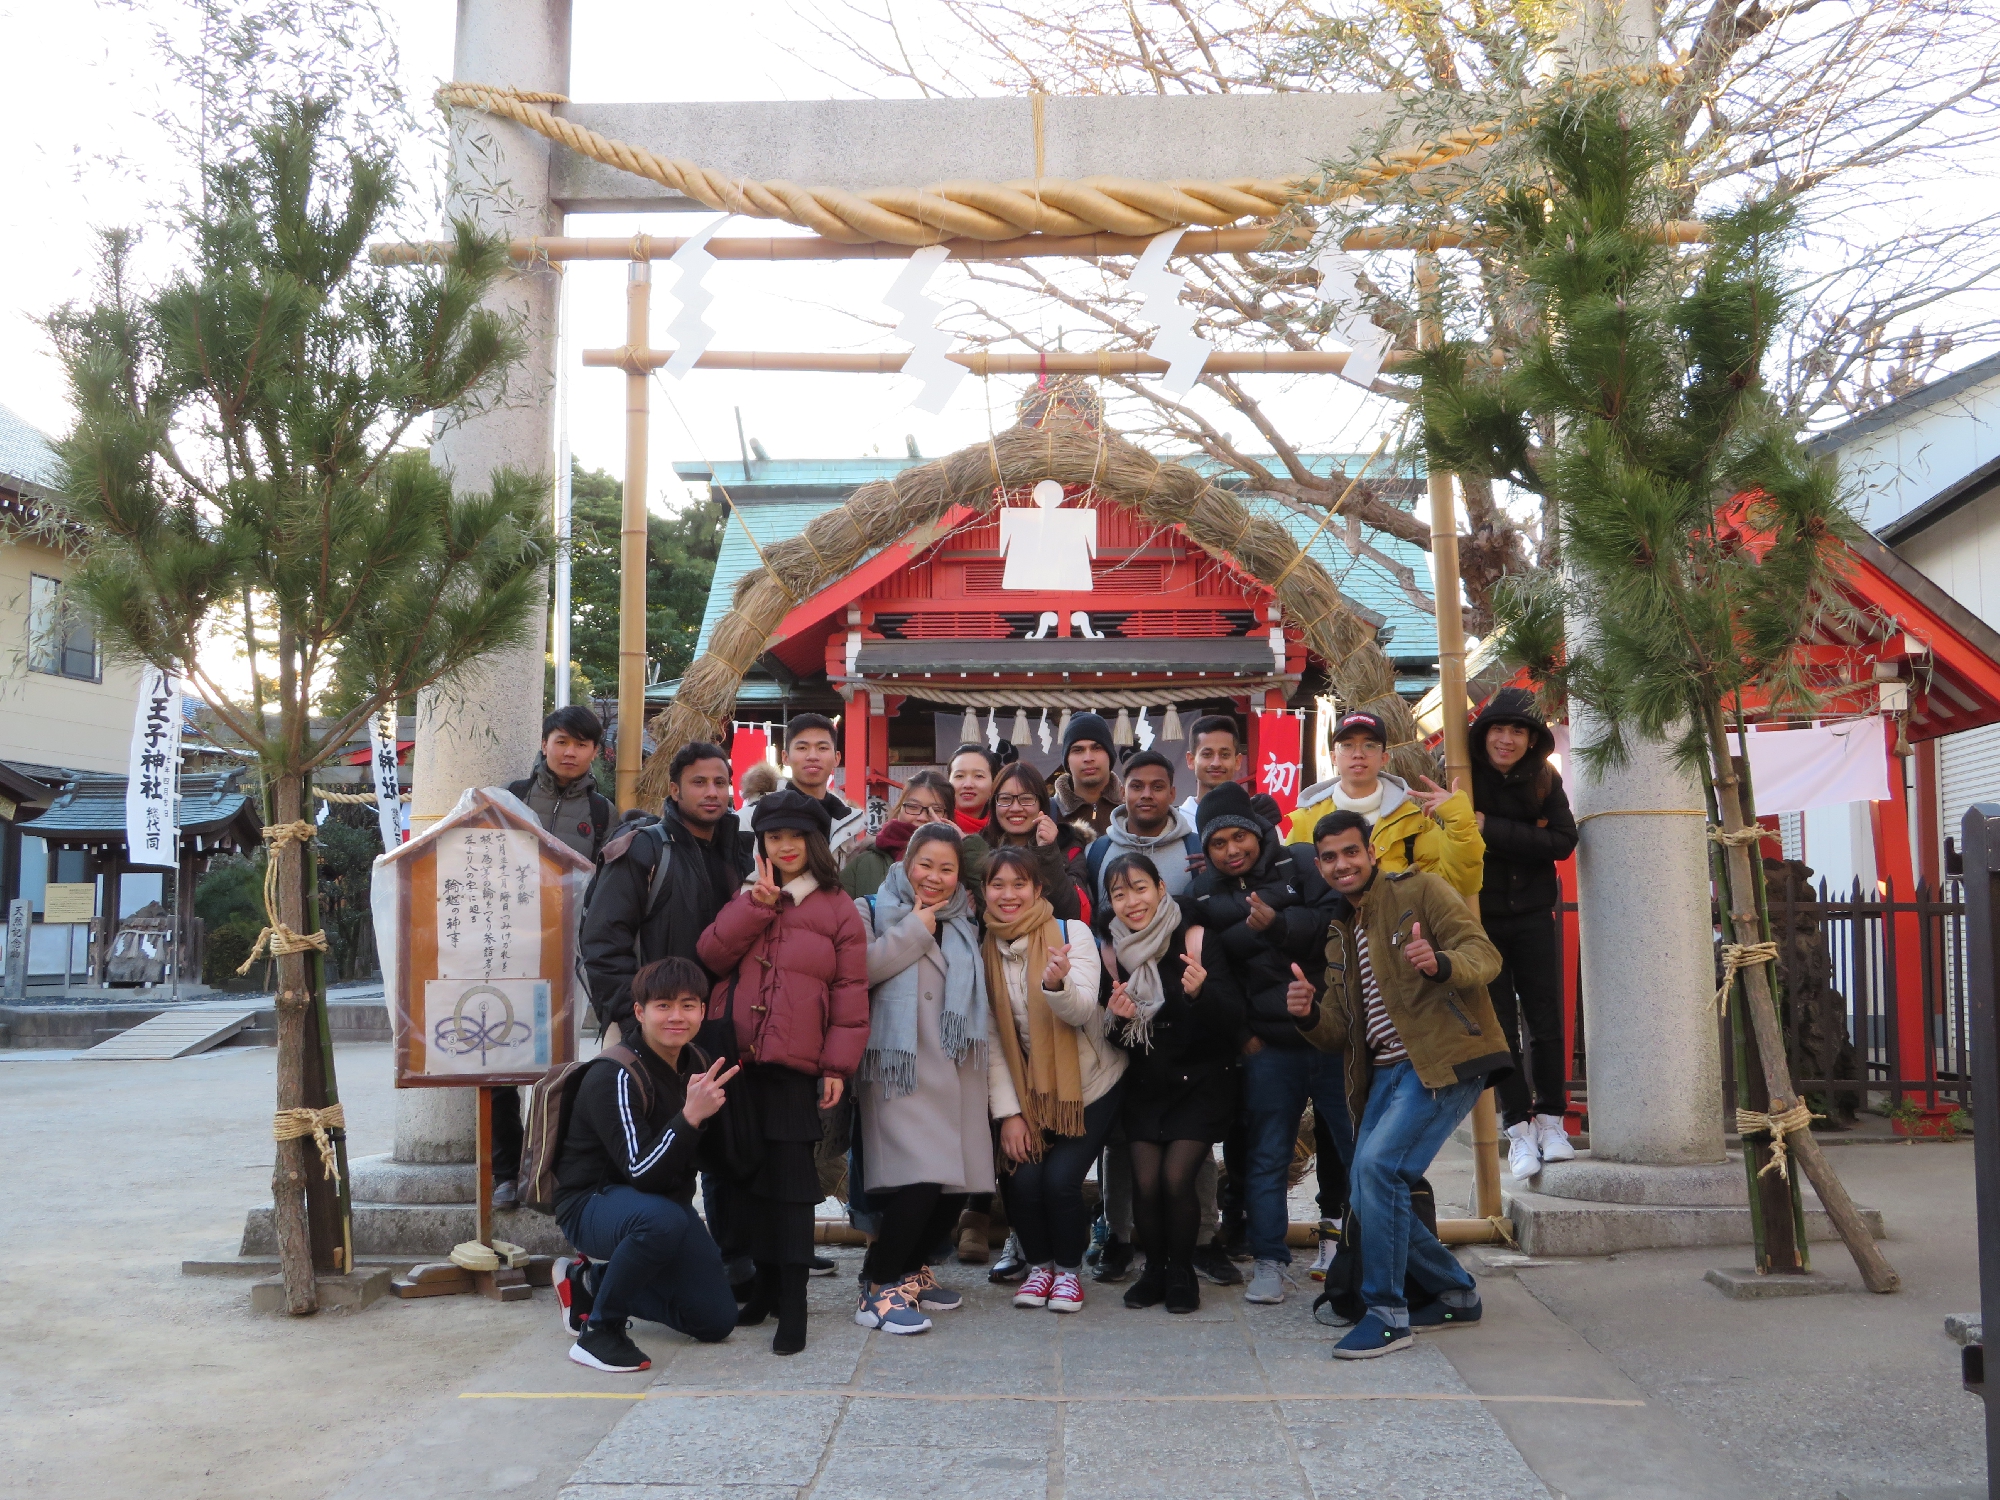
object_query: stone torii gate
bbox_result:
[387,0,1728,1260]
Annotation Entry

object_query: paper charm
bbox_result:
[1136,707,1154,751]
[1131,229,1213,396]
[1037,709,1053,753]
[985,707,1002,752]
[663,220,724,380]
[883,244,968,415]
[1312,244,1395,389]
[1000,479,1097,590]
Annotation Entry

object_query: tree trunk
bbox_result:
[1704,706,1901,1293]
[302,830,352,1273]
[269,770,318,1314]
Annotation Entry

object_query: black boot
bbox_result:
[1122,1258,1169,1309]
[1164,1258,1201,1314]
[772,1264,810,1355]
[737,1263,779,1327]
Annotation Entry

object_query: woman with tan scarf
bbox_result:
[982,846,1122,1315]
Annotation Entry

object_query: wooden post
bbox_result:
[616,261,652,814]
[477,1086,495,1250]
[1418,253,1505,1223]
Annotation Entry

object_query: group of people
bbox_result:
[511,688,1577,1375]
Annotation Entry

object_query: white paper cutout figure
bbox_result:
[1037,709,1053,753]
[1136,707,1155,751]
[999,479,1096,590]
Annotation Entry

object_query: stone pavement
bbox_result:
[552,1256,1555,1500]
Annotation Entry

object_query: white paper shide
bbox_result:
[125,665,181,869]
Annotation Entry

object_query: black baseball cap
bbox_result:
[1331,711,1388,746]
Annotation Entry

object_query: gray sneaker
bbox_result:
[1244,1259,1288,1304]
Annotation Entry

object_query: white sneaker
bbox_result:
[1309,1233,1339,1283]
[1534,1114,1576,1163]
[1506,1121,1542,1181]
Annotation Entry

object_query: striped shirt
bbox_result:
[1356,924,1409,1066]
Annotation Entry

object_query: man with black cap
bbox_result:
[1050,711,1121,837]
[1187,781,1344,1305]
[1285,710,1484,898]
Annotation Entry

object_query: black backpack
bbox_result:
[1084,829,1203,896]
[1311,1176,1441,1327]
[577,819,675,1019]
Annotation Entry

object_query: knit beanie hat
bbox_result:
[750,786,833,840]
[1196,781,1266,849]
[1062,711,1116,760]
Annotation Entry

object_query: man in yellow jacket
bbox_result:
[1284,710,1484,900]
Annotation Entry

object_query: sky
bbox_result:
[0,0,1387,519]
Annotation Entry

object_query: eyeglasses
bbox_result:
[902,802,944,819]
[995,794,1042,811]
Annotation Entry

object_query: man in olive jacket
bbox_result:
[1295,809,1512,1360]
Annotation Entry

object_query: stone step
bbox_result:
[239,1200,572,1258]
[1505,1184,1886,1257]
[80,1007,260,1059]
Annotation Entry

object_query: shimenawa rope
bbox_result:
[236,820,333,974]
[1735,1101,1821,1181]
[273,1103,346,1183]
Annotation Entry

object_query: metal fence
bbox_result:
[1557,874,1974,1118]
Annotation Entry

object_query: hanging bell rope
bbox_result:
[237,821,332,975]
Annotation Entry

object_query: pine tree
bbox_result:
[1417,79,1899,1292]
[49,97,550,1313]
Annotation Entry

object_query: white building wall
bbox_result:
[1832,362,2000,534]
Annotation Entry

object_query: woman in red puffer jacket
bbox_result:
[698,787,869,1355]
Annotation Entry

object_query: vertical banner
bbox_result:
[126,665,181,869]
[729,724,769,807]
[1255,711,1304,818]
[368,704,403,851]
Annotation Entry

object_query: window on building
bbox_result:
[27,574,101,682]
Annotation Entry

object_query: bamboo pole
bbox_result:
[1418,252,1506,1225]
[1703,701,1901,1292]
[579,348,1434,376]
[616,262,651,814]
[371,222,1710,266]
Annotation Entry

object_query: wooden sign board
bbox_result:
[372,786,594,1087]
[44,882,98,924]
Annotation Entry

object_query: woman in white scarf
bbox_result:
[1099,852,1246,1314]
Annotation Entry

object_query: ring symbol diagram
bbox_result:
[434,984,533,1063]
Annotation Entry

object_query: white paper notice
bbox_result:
[422,977,552,1075]
[435,827,542,980]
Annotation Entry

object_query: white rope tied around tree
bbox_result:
[1714,941,1781,1014]
[273,1103,346,1183]
[1735,1101,1821,1181]
[236,820,332,974]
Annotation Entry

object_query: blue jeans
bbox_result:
[1242,1044,1353,1264]
[1351,1061,1483,1320]
[561,1185,737,1343]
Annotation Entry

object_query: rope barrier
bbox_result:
[1735,1101,1821,1181]
[273,1103,346,1183]
[236,820,332,975]
[1714,941,1781,1015]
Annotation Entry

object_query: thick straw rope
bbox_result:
[1735,1101,1820,1181]
[1714,941,1781,1014]
[273,1103,346,1183]
[438,83,1502,245]
[900,678,1291,710]
[314,787,411,805]
[236,820,332,975]
[1708,825,1768,847]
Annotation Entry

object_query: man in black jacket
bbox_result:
[1187,782,1345,1305]
[554,957,740,1372]
[581,742,751,1033]
[1467,688,1579,1181]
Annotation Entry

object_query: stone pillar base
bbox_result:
[1505,1153,1885,1256]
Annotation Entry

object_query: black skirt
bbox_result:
[1121,1061,1240,1145]
[734,1064,824,1265]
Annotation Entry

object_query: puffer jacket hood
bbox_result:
[1469,688,1557,770]
[1188,818,1338,1048]
[1466,688,1575,920]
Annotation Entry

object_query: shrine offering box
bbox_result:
[372,785,594,1087]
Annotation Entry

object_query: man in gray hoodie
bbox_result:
[1084,750,1201,905]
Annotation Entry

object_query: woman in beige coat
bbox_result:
[981,845,1123,1315]
[852,823,993,1334]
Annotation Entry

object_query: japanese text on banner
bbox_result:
[367,706,402,851]
[125,666,181,869]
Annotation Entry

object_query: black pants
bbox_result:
[491,1087,522,1182]
[861,1183,963,1286]
[999,1089,1123,1269]
[1485,909,1568,1125]
[562,1186,736,1343]
[1312,1110,1348,1220]
[1130,1139,1210,1268]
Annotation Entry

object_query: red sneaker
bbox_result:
[1047,1270,1084,1313]
[1014,1265,1055,1308]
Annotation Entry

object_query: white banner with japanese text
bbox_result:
[368,705,402,851]
[125,665,181,868]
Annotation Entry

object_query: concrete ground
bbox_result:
[0,1043,1986,1500]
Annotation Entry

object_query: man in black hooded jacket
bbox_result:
[581,742,752,1033]
[1467,688,1579,1181]
[1187,782,1344,1304]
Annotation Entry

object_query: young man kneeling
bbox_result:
[553,957,741,1372]
[1300,811,1512,1359]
